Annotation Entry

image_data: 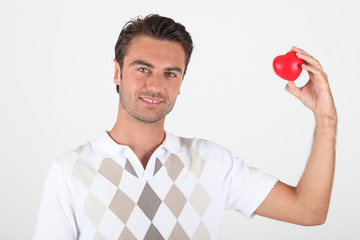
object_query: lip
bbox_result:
[139,96,164,107]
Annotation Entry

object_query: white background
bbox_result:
[1,0,359,239]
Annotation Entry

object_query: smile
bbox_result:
[140,97,162,103]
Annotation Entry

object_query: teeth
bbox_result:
[141,97,160,103]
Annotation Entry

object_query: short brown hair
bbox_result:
[114,14,194,93]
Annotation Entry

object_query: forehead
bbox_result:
[124,35,186,69]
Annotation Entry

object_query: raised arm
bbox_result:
[254,46,337,225]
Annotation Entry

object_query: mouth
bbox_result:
[139,96,165,107]
[139,97,162,103]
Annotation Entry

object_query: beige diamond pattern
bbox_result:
[186,149,205,179]
[164,185,187,218]
[72,157,96,189]
[192,221,211,240]
[190,183,211,217]
[164,150,211,238]
[164,154,184,181]
[109,189,135,223]
[98,158,123,186]
[71,143,212,239]
[74,144,86,155]
[93,231,106,240]
[168,222,190,240]
[118,227,137,240]
[83,192,107,226]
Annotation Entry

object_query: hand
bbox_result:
[285,46,337,121]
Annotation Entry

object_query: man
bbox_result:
[33,14,337,240]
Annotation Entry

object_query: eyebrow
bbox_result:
[130,60,183,75]
[130,60,154,69]
[164,67,183,74]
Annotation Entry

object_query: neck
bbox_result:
[109,109,166,169]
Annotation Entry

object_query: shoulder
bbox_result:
[175,135,239,170]
[54,142,94,176]
[178,136,233,156]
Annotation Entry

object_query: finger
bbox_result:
[297,52,323,71]
[291,46,324,71]
[301,64,323,77]
[285,81,302,99]
[301,64,328,84]
[291,46,311,57]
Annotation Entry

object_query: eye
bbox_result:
[165,72,176,78]
[138,68,149,73]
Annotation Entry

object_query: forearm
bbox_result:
[295,116,337,222]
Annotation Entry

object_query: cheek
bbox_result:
[168,83,182,97]
[121,73,143,90]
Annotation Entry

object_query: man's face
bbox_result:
[114,36,186,124]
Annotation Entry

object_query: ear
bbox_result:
[113,58,121,85]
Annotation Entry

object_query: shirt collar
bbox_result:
[90,130,183,158]
[90,131,126,158]
[161,131,183,155]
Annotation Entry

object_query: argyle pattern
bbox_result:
[71,144,212,240]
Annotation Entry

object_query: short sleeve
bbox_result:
[33,160,78,240]
[223,154,278,218]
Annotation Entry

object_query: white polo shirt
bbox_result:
[33,131,277,240]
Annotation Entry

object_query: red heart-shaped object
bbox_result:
[273,51,303,81]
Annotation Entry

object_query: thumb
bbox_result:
[285,81,301,99]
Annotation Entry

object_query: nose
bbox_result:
[146,72,162,91]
